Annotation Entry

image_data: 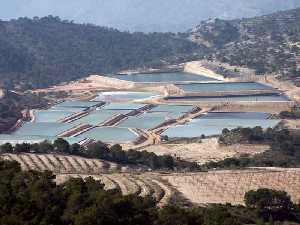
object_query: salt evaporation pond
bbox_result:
[13,122,74,137]
[77,127,138,143]
[163,112,280,138]
[94,91,159,102]
[71,109,132,126]
[117,112,177,130]
[102,102,146,110]
[34,110,74,123]
[109,72,215,83]
[166,94,289,102]
[55,100,103,108]
[177,82,273,93]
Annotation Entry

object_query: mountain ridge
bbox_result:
[2,0,300,32]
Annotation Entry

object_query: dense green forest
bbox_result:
[0,16,202,90]
[202,127,300,169]
[190,7,300,81]
[0,138,200,171]
[1,159,300,225]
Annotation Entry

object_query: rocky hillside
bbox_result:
[189,7,300,82]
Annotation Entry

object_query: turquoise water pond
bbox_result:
[77,127,138,143]
[109,72,215,83]
[177,82,274,93]
[163,112,280,138]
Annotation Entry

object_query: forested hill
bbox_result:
[0,16,201,90]
[189,7,300,80]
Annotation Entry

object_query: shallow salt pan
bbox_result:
[163,112,280,138]
[77,127,138,143]
[71,109,132,126]
[166,94,289,102]
[13,122,74,137]
[177,82,274,93]
[55,100,103,108]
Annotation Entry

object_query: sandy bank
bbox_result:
[184,61,226,81]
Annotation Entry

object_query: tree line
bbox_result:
[0,138,200,171]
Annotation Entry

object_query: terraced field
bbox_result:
[165,169,300,205]
[56,173,175,207]
[1,153,300,207]
[0,153,129,173]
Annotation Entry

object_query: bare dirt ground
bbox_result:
[34,75,181,99]
[184,61,226,81]
[140,138,268,164]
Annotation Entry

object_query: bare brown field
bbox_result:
[141,138,268,164]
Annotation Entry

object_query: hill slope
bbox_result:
[190,7,300,81]
[0,16,200,90]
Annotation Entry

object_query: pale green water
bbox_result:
[177,82,273,92]
[163,112,280,138]
[77,127,138,143]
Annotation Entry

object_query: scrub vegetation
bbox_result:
[203,127,300,169]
